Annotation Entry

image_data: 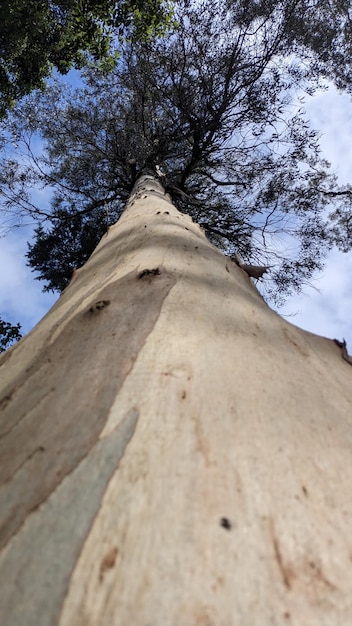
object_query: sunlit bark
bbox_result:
[1,174,352,626]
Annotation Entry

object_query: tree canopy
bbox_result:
[0,0,174,117]
[1,0,352,303]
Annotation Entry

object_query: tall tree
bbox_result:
[0,0,174,117]
[1,0,352,302]
[1,2,352,622]
[1,173,352,625]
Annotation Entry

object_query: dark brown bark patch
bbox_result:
[99,546,119,582]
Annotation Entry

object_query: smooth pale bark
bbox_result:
[1,174,352,626]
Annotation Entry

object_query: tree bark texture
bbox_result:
[1,175,352,626]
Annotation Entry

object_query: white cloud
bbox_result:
[279,248,352,341]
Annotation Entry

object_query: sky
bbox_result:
[279,87,352,343]
[0,84,351,345]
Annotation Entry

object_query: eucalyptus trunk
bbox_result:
[1,174,352,626]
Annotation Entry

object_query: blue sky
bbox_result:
[0,84,351,345]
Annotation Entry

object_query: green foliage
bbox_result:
[27,204,123,292]
[0,0,174,117]
[1,0,352,301]
[0,316,22,352]
[225,0,352,92]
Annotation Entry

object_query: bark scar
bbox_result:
[99,547,118,582]
[89,300,110,313]
[138,268,161,279]
[270,520,293,590]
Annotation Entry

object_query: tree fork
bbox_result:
[1,174,352,625]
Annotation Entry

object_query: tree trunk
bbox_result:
[1,174,352,626]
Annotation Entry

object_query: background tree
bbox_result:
[28,204,123,292]
[1,0,352,302]
[0,0,174,117]
[0,316,22,352]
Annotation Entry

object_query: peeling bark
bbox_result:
[1,175,352,626]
